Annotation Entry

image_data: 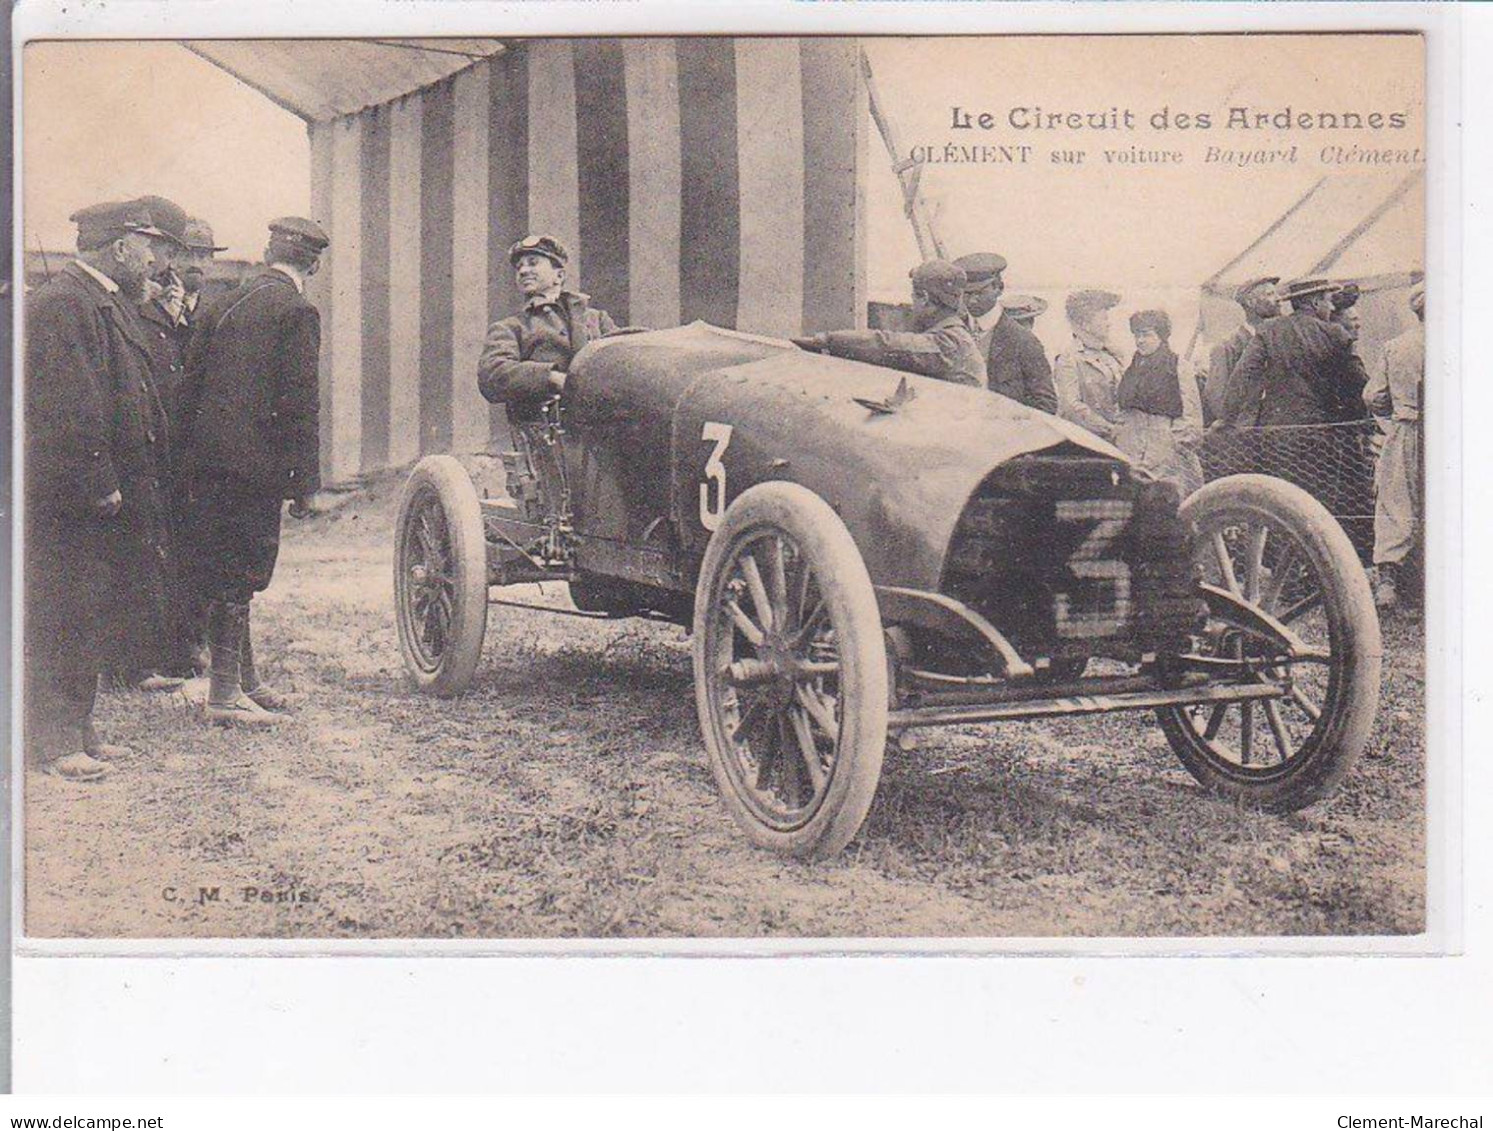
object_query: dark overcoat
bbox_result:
[1204,324,1256,427]
[137,297,192,456]
[179,268,322,499]
[25,262,173,673]
[1223,311,1365,428]
[984,310,1058,413]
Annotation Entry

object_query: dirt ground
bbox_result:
[24,462,1427,939]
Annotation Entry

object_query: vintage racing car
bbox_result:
[393,322,1382,860]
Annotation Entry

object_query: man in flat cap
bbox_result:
[1203,276,1280,427]
[135,194,191,322]
[178,216,329,726]
[1328,284,1374,417]
[139,216,225,680]
[478,235,619,416]
[90,193,200,693]
[1222,278,1364,429]
[954,252,1057,413]
[792,259,984,386]
[1053,289,1126,441]
[24,199,180,779]
[1363,283,1426,610]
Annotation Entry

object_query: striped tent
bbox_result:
[192,38,868,486]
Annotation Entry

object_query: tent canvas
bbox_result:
[1196,170,1425,368]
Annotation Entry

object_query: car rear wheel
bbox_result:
[1157,474,1381,811]
[394,455,489,696]
[693,482,889,860]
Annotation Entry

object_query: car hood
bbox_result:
[573,322,1129,591]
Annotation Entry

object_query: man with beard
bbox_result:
[138,215,226,679]
[1221,278,1368,514]
[1329,283,1373,424]
[179,217,329,726]
[24,200,179,780]
[1203,276,1279,427]
[791,259,985,386]
[178,219,225,323]
[954,251,1057,412]
[478,235,619,414]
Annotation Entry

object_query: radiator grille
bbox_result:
[941,454,1205,662]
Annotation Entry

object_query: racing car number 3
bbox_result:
[699,422,734,532]
[1053,498,1133,638]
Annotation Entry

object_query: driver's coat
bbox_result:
[478,289,618,415]
[820,313,985,387]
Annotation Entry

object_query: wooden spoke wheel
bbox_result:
[1158,474,1382,811]
[394,455,489,696]
[693,482,888,860]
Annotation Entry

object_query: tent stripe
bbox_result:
[734,39,804,337]
[623,40,681,331]
[451,63,493,455]
[305,38,867,482]
[328,115,364,482]
[307,121,335,483]
[800,39,865,333]
[487,49,529,445]
[527,42,582,284]
[677,39,740,327]
[387,94,424,468]
[573,41,631,325]
[419,79,455,455]
[359,103,392,472]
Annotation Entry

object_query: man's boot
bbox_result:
[240,605,294,712]
[1373,562,1400,611]
[83,718,134,761]
[34,719,110,781]
[205,601,284,727]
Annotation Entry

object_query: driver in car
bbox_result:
[477,234,618,415]
[791,259,986,386]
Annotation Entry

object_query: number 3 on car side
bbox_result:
[699,421,733,532]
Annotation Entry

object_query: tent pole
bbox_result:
[1185,175,1329,363]
[1202,175,1329,291]
[861,49,946,262]
[1308,169,1424,276]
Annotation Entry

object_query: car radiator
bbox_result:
[941,453,1206,663]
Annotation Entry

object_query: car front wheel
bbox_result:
[693,482,889,860]
[1158,473,1382,811]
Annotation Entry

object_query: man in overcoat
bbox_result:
[179,217,328,726]
[1364,284,1426,610]
[1203,276,1279,427]
[954,251,1058,413]
[138,216,224,679]
[24,200,179,780]
[1220,277,1369,511]
[1221,278,1364,429]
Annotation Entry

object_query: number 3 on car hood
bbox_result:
[564,321,1127,593]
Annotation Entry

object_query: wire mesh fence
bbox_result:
[1198,420,1378,561]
